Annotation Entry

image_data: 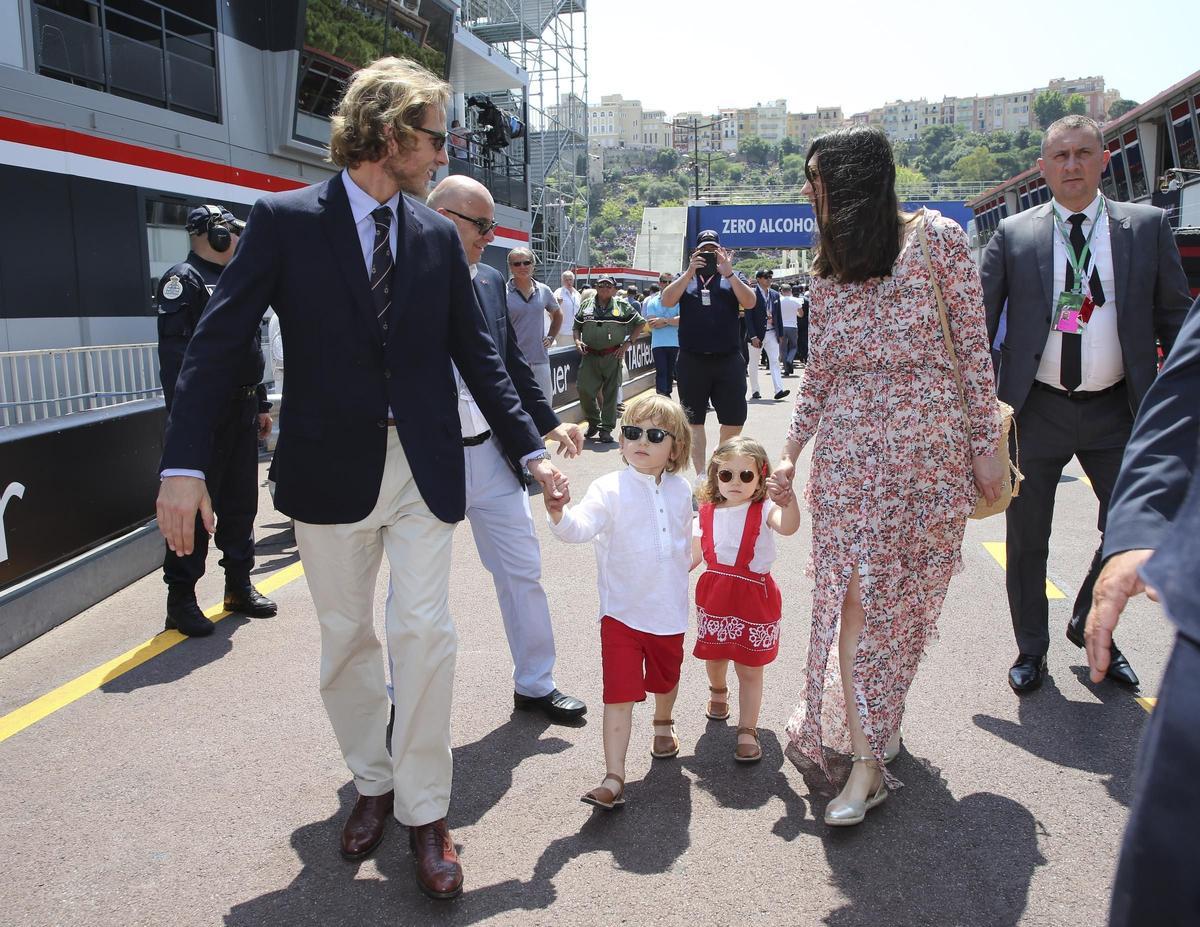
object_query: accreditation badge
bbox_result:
[1053,291,1086,335]
[700,289,712,307]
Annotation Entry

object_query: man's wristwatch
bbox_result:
[526,449,551,464]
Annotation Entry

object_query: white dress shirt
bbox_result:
[453,265,491,439]
[1035,194,1124,392]
[342,169,400,272]
[548,467,693,635]
[694,499,778,574]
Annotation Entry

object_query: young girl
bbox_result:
[693,437,801,762]
[545,393,694,809]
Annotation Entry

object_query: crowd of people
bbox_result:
[153,54,1199,923]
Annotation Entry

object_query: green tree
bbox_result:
[652,148,681,172]
[780,136,800,156]
[894,164,928,191]
[1065,93,1088,116]
[740,135,773,167]
[780,152,807,185]
[1108,98,1139,120]
[1034,90,1067,128]
[952,146,1001,182]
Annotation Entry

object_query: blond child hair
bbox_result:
[697,436,772,504]
[620,393,692,475]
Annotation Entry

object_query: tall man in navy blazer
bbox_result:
[746,269,789,401]
[1085,295,1200,926]
[155,58,564,900]
[981,115,1192,694]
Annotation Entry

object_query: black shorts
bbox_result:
[675,349,747,426]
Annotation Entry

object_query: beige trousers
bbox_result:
[294,429,456,826]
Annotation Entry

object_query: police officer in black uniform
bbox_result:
[156,204,277,636]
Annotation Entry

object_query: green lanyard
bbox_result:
[1051,198,1106,294]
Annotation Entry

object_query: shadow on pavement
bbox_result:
[682,724,808,840]
[449,713,573,830]
[787,746,1045,927]
[972,670,1144,806]
[224,763,693,926]
[99,614,250,694]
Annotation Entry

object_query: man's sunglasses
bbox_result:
[444,209,498,236]
[414,125,448,151]
[718,468,758,484]
[510,260,533,267]
[621,425,674,444]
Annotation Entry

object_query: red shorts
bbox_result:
[600,616,685,704]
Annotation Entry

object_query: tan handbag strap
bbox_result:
[915,211,972,429]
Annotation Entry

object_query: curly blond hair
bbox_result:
[697,436,771,505]
[328,57,451,169]
[619,393,692,475]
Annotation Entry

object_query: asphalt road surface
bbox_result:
[0,377,1172,927]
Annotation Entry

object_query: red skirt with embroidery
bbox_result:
[693,565,782,666]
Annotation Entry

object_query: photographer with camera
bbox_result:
[660,229,757,475]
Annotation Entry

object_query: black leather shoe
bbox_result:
[224,582,278,618]
[584,423,599,439]
[164,599,215,637]
[1008,653,1048,693]
[774,389,790,400]
[514,689,587,723]
[1066,613,1139,686]
[597,431,614,444]
[750,392,761,399]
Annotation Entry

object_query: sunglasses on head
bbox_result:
[621,425,674,443]
[443,208,498,236]
[718,468,758,484]
[414,125,447,151]
[510,259,533,267]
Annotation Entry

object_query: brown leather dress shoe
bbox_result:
[340,790,393,860]
[409,818,463,900]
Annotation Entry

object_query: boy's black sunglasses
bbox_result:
[718,469,757,484]
[621,425,674,444]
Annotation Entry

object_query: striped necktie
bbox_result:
[370,205,393,331]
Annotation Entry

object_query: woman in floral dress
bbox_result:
[770,127,1004,826]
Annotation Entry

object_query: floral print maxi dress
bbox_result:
[784,211,1000,784]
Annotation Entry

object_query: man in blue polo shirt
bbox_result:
[660,229,758,474]
[642,274,680,396]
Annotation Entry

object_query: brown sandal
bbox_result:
[651,718,680,759]
[706,686,730,721]
[581,773,625,809]
[735,726,762,763]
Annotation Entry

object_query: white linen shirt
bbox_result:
[451,264,491,439]
[694,499,778,574]
[1035,194,1124,392]
[548,467,693,635]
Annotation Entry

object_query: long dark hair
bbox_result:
[807,126,908,283]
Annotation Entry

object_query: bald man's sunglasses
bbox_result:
[444,209,498,236]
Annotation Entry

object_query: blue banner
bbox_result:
[687,201,975,250]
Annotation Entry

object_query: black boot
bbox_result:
[165,585,215,637]
[224,577,278,618]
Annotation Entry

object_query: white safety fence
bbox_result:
[0,343,163,427]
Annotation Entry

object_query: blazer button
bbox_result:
[384,370,392,379]
[1034,353,1041,360]
[382,322,389,331]
[377,419,387,428]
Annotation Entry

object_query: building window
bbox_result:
[1170,99,1198,171]
[31,0,220,121]
[1123,130,1147,199]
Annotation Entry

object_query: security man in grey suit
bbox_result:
[1085,295,1200,927]
[981,114,1192,694]
[423,174,587,723]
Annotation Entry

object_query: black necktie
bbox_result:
[370,206,393,332]
[1060,212,1106,391]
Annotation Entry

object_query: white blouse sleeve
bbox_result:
[548,480,612,543]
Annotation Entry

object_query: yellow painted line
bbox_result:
[981,542,1067,599]
[0,561,306,744]
[1136,697,1156,712]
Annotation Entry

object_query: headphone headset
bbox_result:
[189,204,232,253]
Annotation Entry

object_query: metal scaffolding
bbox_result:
[462,0,589,281]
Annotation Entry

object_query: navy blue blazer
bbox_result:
[471,262,559,471]
[1104,296,1200,640]
[161,173,542,525]
[748,286,781,341]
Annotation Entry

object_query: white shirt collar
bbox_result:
[625,466,665,487]
[470,263,478,279]
[342,169,400,226]
[1050,192,1103,224]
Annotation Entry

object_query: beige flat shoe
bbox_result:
[824,756,888,827]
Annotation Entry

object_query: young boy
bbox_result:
[545,392,694,808]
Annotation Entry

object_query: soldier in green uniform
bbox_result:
[573,276,645,443]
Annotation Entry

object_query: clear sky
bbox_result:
[585,0,1198,117]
